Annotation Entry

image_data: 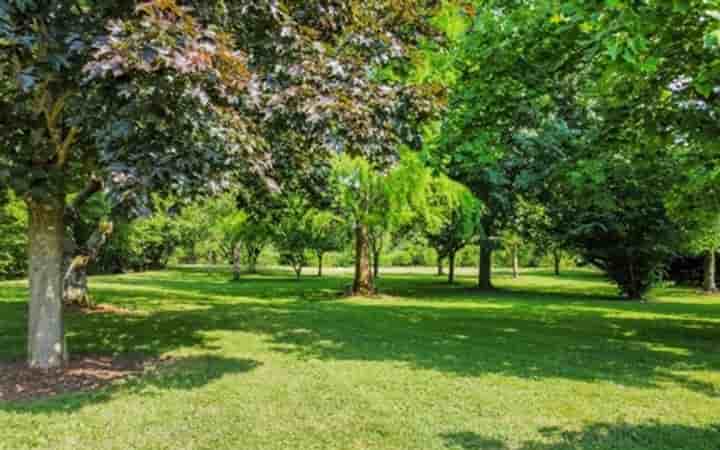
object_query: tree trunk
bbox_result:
[448,251,456,284]
[553,249,561,276]
[478,245,493,289]
[27,197,67,369]
[373,249,380,279]
[353,223,374,296]
[247,247,259,274]
[64,221,113,307]
[317,253,323,277]
[232,244,241,281]
[437,256,444,276]
[295,264,302,280]
[704,249,717,293]
[512,245,520,279]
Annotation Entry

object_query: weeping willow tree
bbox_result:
[331,151,473,295]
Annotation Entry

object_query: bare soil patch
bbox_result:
[0,355,170,402]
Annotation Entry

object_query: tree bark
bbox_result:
[317,253,323,277]
[448,251,456,284]
[373,249,380,279]
[353,223,374,295]
[64,222,113,306]
[437,256,444,276]
[232,243,242,281]
[478,245,493,289]
[553,249,561,276]
[246,246,260,274]
[27,196,67,369]
[512,245,520,279]
[704,249,717,293]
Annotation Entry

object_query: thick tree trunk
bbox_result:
[478,245,493,289]
[553,249,561,276]
[448,251,456,284]
[704,249,717,293]
[512,245,520,279]
[353,223,374,296]
[437,256,444,276]
[27,197,67,369]
[317,253,323,277]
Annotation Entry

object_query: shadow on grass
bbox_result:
[0,355,260,415]
[1,268,719,413]
[441,421,720,450]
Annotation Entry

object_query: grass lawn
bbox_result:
[1,267,719,450]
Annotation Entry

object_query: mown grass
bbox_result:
[1,267,719,450]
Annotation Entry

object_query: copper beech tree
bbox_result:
[1,0,442,367]
[0,0,258,368]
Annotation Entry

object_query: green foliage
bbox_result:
[123,198,183,272]
[274,195,313,278]
[0,191,27,278]
[306,209,349,259]
[423,175,482,261]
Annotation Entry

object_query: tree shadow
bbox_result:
[441,421,720,449]
[0,355,260,415]
[2,268,719,407]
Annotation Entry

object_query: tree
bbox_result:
[666,151,720,293]
[307,210,348,277]
[423,176,481,283]
[213,211,248,281]
[274,195,312,280]
[332,151,451,293]
[331,155,391,295]
[1,1,258,368]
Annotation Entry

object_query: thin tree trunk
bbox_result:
[232,244,241,281]
[704,249,717,292]
[553,249,561,276]
[27,196,67,369]
[478,245,493,289]
[512,245,520,279]
[437,256,444,276]
[448,251,456,284]
[373,249,380,279]
[247,247,259,274]
[353,223,374,295]
[317,253,323,277]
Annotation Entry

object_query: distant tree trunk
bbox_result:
[232,244,242,281]
[294,263,302,280]
[373,248,380,279]
[448,251,456,284]
[437,256,444,276]
[187,244,197,264]
[478,245,493,289]
[64,221,113,307]
[553,249,561,276]
[27,196,67,369]
[317,253,323,277]
[353,223,374,296]
[246,246,260,274]
[704,249,717,293]
[511,245,520,279]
